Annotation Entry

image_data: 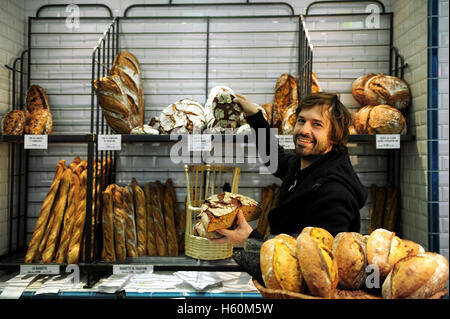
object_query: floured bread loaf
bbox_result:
[94,51,144,134]
[159,98,207,134]
[364,74,411,110]
[352,73,377,106]
[195,192,261,236]
[353,105,406,135]
[130,124,160,135]
[205,86,246,132]
[2,109,27,135]
[260,234,305,293]
[402,239,425,258]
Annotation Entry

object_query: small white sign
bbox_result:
[188,134,212,152]
[98,134,122,151]
[113,264,154,275]
[277,135,295,150]
[20,264,60,275]
[24,135,48,149]
[376,134,401,149]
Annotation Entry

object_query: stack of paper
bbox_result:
[97,274,132,293]
[124,273,185,293]
[34,275,75,295]
[0,274,37,299]
[173,271,257,292]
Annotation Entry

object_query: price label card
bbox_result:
[98,135,122,151]
[20,265,60,275]
[24,135,48,149]
[188,134,212,152]
[276,135,295,150]
[376,134,400,149]
[113,265,154,275]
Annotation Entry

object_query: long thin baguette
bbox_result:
[112,185,127,260]
[24,160,66,263]
[54,171,81,263]
[101,184,116,262]
[163,179,178,256]
[166,179,183,253]
[130,179,147,256]
[122,186,138,257]
[144,183,158,256]
[42,168,73,263]
[256,186,273,235]
[148,182,168,256]
[368,184,378,233]
[67,169,87,264]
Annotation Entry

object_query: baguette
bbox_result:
[166,179,184,253]
[368,184,378,233]
[67,169,88,264]
[24,160,66,263]
[112,185,127,260]
[130,179,147,256]
[54,171,81,263]
[101,185,116,262]
[150,182,168,256]
[122,186,138,257]
[256,186,271,235]
[383,185,399,231]
[144,183,158,256]
[163,179,178,256]
[42,168,73,263]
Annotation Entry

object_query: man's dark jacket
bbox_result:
[246,110,368,238]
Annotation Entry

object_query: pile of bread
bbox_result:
[351,73,410,135]
[24,156,108,264]
[102,178,185,261]
[260,227,449,299]
[2,85,53,135]
[193,192,261,239]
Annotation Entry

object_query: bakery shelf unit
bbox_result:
[304,0,413,235]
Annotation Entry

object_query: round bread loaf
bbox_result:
[260,234,305,293]
[197,192,261,234]
[402,239,425,258]
[2,109,27,135]
[296,232,338,298]
[26,85,50,113]
[352,105,373,134]
[159,98,207,134]
[382,252,449,299]
[205,86,245,132]
[300,226,334,251]
[366,228,407,280]
[367,104,406,134]
[332,232,367,290]
[193,219,222,239]
[364,74,411,110]
[352,73,377,106]
[25,109,53,135]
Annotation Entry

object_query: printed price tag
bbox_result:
[376,134,400,149]
[20,265,60,275]
[24,135,48,149]
[113,265,154,275]
[188,134,212,152]
[98,135,122,151]
[276,135,295,150]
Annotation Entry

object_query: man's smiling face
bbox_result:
[293,104,334,159]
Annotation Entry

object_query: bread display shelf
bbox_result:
[0,134,94,143]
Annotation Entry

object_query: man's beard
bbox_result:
[294,133,331,159]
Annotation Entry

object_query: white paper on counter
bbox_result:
[173,271,256,291]
[34,275,75,295]
[97,274,132,293]
[124,273,184,293]
[0,274,38,299]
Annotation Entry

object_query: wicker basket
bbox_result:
[184,165,241,260]
[252,279,448,299]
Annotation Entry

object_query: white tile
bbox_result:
[440,0,450,17]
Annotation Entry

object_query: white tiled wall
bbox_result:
[439,0,449,260]
[0,0,25,256]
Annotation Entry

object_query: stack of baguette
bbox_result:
[102,178,183,261]
[25,157,111,264]
[368,183,400,233]
[259,226,449,299]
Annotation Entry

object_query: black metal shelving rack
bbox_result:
[0,0,412,288]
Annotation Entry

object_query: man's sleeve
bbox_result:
[245,110,296,180]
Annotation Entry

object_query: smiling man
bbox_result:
[211,92,368,245]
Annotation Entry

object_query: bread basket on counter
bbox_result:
[252,279,448,300]
[184,165,241,260]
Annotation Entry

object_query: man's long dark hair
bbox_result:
[295,92,352,152]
